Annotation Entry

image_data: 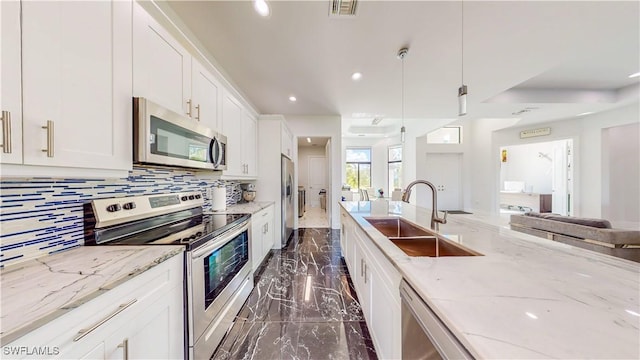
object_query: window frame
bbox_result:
[387,144,403,193]
[426,126,463,144]
[345,147,372,190]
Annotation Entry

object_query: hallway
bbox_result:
[212,228,378,359]
[297,205,330,228]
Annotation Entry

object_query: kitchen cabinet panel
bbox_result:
[243,112,258,177]
[20,0,131,171]
[192,60,222,132]
[3,254,184,360]
[221,92,244,177]
[133,1,191,117]
[281,124,293,159]
[251,205,275,272]
[0,0,23,165]
[221,90,257,179]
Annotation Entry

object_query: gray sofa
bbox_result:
[510,213,640,262]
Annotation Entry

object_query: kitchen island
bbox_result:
[340,200,639,359]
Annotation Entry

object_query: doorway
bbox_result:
[420,153,463,211]
[297,137,330,228]
[499,139,573,215]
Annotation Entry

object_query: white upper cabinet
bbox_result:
[222,92,244,176]
[133,1,191,117]
[243,112,258,177]
[19,0,132,170]
[0,0,23,165]
[221,90,257,179]
[281,124,293,159]
[192,60,222,132]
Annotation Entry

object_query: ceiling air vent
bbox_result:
[330,0,357,17]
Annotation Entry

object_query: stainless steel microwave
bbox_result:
[133,97,227,171]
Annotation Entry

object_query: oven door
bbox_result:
[188,220,251,347]
[134,97,218,170]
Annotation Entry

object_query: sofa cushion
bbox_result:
[524,212,612,228]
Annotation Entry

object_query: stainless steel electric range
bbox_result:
[84,191,253,360]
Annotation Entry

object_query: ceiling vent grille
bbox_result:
[330,0,357,16]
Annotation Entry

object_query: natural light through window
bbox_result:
[388,145,402,193]
[426,126,462,144]
[345,148,371,190]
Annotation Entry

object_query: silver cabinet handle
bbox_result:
[73,299,137,341]
[1,111,12,153]
[186,99,192,117]
[118,338,129,360]
[195,104,200,120]
[360,258,364,277]
[364,263,367,284]
[41,120,54,157]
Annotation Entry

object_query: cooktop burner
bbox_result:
[83,192,250,251]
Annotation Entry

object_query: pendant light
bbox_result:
[398,47,408,142]
[458,0,468,116]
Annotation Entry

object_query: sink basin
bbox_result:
[364,217,481,257]
[363,217,437,238]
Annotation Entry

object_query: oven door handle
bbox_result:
[191,221,250,260]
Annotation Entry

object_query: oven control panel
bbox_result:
[92,191,204,228]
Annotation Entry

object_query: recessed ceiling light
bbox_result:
[306,137,311,143]
[289,96,297,102]
[628,72,640,78]
[577,112,594,116]
[351,72,362,81]
[254,0,270,17]
[358,134,365,137]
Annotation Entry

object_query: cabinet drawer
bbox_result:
[4,254,183,359]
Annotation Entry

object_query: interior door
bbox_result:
[308,156,326,208]
[423,153,463,211]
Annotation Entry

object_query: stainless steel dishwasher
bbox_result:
[400,280,474,360]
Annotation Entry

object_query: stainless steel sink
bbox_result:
[364,217,481,257]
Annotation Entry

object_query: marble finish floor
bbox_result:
[212,228,378,360]
[298,205,330,228]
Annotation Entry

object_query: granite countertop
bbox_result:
[340,200,640,359]
[0,245,184,345]
[212,201,275,215]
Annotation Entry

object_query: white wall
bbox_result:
[286,116,342,229]
[492,103,639,221]
[602,122,640,227]
[499,141,561,194]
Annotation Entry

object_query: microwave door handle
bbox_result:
[209,138,221,168]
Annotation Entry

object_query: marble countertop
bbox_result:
[0,245,184,345]
[211,201,275,215]
[340,200,640,359]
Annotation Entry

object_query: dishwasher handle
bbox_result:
[400,280,474,360]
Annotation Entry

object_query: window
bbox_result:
[345,148,371,190]
[426,126,462,144]
[388,145,402,192]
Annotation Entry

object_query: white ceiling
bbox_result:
[165,0,640,138]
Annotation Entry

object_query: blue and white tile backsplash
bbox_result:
[0,166,244,268]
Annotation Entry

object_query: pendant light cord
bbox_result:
[461,0,464,84]
[401,55,405,128]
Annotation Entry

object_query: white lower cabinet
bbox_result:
[3,254,184,360]
[251,205,275,272]
[341,212,402,360]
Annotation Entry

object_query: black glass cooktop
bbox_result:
[86,210,250,251]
